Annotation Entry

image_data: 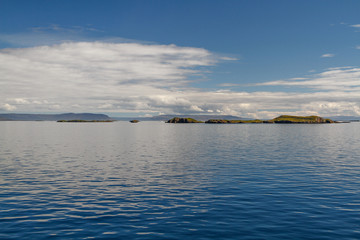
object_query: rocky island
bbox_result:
[166,117,204,123]
[167,115,336,124]
[265,115,334,123]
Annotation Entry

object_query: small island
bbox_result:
[167,115,336,124]
[57,120,115,122]
[166,117,204,123]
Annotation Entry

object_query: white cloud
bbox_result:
[302,101,360,116]
[0,41,216,113]
[356,46,360,50]
[0,104,16,111]
[1,41,360,118]
[350,24,360,28]
[258,67,360,91]
[321,53,335,58]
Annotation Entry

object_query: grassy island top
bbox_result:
[57,120,114,122]
[266,115,334,123]
[167,115,336,124]
[166,117,204,123]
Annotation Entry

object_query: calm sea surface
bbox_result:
[1,121,360,239]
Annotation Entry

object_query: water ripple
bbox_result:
[1,122,360,239]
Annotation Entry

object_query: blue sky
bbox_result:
[1,0,360,118]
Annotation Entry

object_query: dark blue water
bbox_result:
[1,121,360,239]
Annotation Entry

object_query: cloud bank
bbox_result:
[1,41,360,118]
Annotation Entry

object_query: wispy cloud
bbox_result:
[0,25,111,48]
[218,83,242,87]
[220,56,238,61]
[29,24,102,33]
[289,77,309,81]
[258,67,360,91]
[350,24,360,28]
[321,53,335,58]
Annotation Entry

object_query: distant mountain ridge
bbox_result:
[0,113,111,121]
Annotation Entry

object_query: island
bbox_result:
[167,115,336,124]
[166,117,204,123]
[264,115,334,123]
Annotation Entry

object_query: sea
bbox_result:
[1,121,360,239]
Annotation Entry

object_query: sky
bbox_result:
[1,0,360,118]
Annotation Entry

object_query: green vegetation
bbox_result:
[205,119,235,124]
[130,120,140,123]
[57,120,114,122]
[266,115,334,123]
[166,117,204,123]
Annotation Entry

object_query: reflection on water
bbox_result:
[1,121,360,239]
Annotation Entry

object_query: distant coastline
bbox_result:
[0,113,111,121]
[57,120,114,123]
